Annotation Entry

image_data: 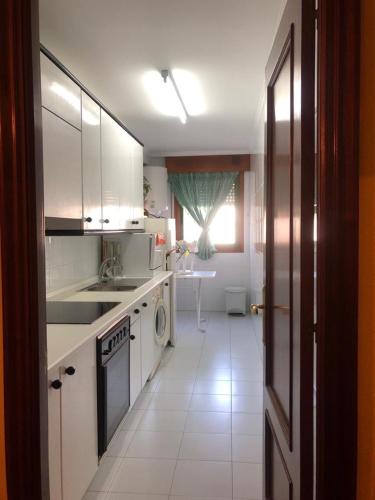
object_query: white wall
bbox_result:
[45,236,100,293]
[176,172,251,312]
[249,155,264,305]
[248,93,266,344]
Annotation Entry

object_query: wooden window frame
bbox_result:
[166,155,250,254]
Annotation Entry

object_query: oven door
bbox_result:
[98,340,130,457]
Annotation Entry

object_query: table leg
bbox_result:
[196,278,206,331]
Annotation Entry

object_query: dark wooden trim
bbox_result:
[265,410,293,500]
[0,0,49,498]
[174,171,245,253]
[316,0,360,498]
[166,154,251,172]
[40,45,144,147]
[265,25,295,451]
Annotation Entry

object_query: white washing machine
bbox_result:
[151,282,170,375]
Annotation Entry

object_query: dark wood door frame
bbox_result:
[0,0,49,498]
[317,1,360,499]
[0,0,360,499]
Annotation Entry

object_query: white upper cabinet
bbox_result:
[119,129,135,230]
[42,108,83,220]
[101,110,123,230]
[101,110,143,231]
[41,53,81,130]
[82,93,102,230]
[41,52,144,232]
[132,140,145,227]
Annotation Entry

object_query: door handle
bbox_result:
[273,305,290,314]
[250,304,265,315]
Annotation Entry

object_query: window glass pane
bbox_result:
[183,204,236,245]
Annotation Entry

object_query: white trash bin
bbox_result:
[225,287,247,315]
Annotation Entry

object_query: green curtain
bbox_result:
[168,171,239,260]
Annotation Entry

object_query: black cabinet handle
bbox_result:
[104,219,110,224]
[134,309,140,314]
[85,217,92,223]
[130,335,135,340]
[65,366,76,376]
[51,379,62,390]
[131,221,139,225]
[165,282,169,287]
[142,302,147,307]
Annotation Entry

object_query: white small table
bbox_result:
[175,270,217,331]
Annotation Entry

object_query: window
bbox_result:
[174,172,244,253]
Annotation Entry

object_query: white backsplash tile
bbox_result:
[45,236,100,293]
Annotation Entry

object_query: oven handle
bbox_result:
[97,364,108,458]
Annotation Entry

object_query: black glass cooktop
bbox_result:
[46,301,120,325]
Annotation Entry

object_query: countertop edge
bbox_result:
[47,271,173,372]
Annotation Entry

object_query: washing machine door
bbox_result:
[154,299,169,346]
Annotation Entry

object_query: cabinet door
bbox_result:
[61,341,98,500]
[131,140,145,229]
[82,93,102,230]
[42,108,83,220]
[101,110,123,230]
[130,317,142,407]
[40,53,81,129]
[48,369,62,500]
[141,291,156,387]
[119,130,135,229]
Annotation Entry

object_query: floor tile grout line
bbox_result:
[89,312,263,499]
[229,315,234,500]
[167,310,206,497]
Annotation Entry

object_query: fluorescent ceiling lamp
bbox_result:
[50,82,99,125]
[143,69,206,123]
[161,69,188,124]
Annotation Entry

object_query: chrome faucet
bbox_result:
[99,256,123,281]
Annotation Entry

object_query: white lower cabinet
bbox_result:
[130,316,142,407]
[48,368,62,500]
[48,339,98,500]
[140,291,156,387]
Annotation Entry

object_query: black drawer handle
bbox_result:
[65,366,76,376]
[142,302,147,307]
[131,221,139,225]
[51,379,62,390]
[134,309,140,314]
[130,335,135,340]
[85,217,92,223]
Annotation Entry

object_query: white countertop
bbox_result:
[175,270,216,279]
[47,271,173,371]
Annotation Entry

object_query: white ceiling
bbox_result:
[39,0,285,158]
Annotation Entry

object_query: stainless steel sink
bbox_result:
[81,277,151,292]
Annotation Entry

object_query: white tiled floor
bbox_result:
[85,311,263,500]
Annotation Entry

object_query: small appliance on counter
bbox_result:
[46,301,120,324]
[121,218,176,277]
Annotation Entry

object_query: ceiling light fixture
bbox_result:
[143,69,206,123]
[160,69,188,124]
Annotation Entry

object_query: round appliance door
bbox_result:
[154,299,169,346]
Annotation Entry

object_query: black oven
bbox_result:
[97,315,130,458]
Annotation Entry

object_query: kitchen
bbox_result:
[0,0,364,498]
[39,1,284,499]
